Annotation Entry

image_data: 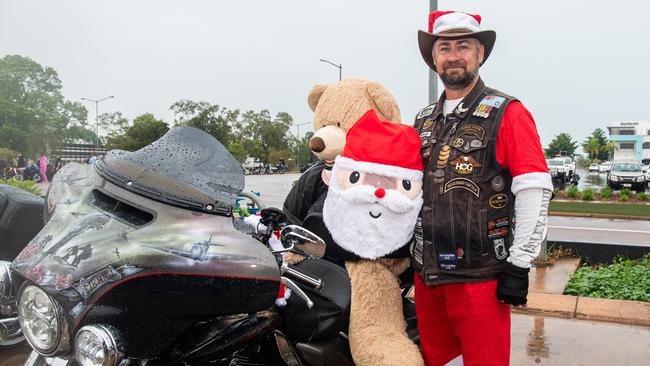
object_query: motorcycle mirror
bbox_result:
[280,225,326,258]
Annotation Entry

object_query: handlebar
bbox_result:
[282,263,322,290]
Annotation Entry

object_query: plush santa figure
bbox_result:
[322,109,425,366]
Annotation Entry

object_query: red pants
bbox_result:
[414,275,510,366]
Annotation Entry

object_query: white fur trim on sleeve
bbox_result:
[511,172,553,195]
[335,156,423,181]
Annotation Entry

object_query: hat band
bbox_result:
[335,156,423,181]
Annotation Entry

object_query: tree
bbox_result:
[170,100,238,147]
[0,55,88,156]
[583,136,601,160]
[545,133,577,157]
[107,113,169,151]
[582,128,612,161]
[240,110,293,162]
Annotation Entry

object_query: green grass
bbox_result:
[565,255,650,302]
[0,179,43,196]
[550,201,650,217]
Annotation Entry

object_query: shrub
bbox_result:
[565,255,650,302]
[600,187,613,200]
[581,188,594,201]
[638,192,648,201]
[620,188,631,196]
[566,185,579,199]
[619,193,630,202]
[0,179,43,196]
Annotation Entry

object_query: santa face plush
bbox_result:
[323,110,424,260]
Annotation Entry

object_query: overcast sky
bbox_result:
[1,0,649,148]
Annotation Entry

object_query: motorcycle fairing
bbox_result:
[12,154,280,359]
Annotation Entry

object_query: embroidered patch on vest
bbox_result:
[489,194,509,209]
[458,124,486,140]
[417,105,435,119]
[488,227,509,239]
[488,217,509,230]
[422,118,434,129]
[493,238,508,260]
[443,178,480,197]
[491,175,505,191]
[480,95,506,108]
[449,155,482,175]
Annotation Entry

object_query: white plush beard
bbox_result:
[323,180,423,260]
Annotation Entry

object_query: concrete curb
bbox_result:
[512,292,650,327]
[549,211,650,221]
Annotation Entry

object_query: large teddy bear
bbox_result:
[283,78,401,233]
[322,110,424,366]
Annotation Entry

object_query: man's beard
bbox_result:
[439,62,478,90]
[322,181,423,260]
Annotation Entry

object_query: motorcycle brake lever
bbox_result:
[281,277,314,309]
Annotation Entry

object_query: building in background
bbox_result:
[607,121,650,163]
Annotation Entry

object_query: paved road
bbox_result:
[3,313,648,365]
[549,216,650,247]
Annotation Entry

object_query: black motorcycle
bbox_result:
[0,127,417,365]
[276,159,286,175]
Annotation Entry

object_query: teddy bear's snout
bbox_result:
[309,137,326,153]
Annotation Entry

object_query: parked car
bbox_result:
[554,156,575,179]
[599,161,613,173]
[645,167,650,183]
[607,160,646,192]
[588,163,600,172]
[547,159,570,182]
[642,164,649,173]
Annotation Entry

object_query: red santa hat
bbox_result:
[334,110,423,182]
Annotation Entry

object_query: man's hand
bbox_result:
[497,261,530,306]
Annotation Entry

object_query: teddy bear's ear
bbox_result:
[307,84,329,112]
[366,82,402,123]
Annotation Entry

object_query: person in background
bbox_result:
[17,154,26,168]
[38,152,49,183]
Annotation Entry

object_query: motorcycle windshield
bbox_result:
[95,126,244,214]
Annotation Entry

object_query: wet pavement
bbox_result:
[529,258,581,294]
[511,313,650,365]
[3,314,648,365]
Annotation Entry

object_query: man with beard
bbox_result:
[412,11,553,366]
[322,109,424,366]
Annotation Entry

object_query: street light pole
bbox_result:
[319,59,342,81]
[428,0,438,105]
[81,95,114,153]
[293,122,310,169]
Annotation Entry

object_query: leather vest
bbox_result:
[411,79,517,286]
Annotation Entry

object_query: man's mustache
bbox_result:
[330,184,420,214]
[443,61,466,70]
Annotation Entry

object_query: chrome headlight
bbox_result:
[0,261,13,304]
[610,175,619,182]
[636,176,645,182]
[75,325,123,366]
[18,285,64,354]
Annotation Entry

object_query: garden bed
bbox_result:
[564,254,650,302]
